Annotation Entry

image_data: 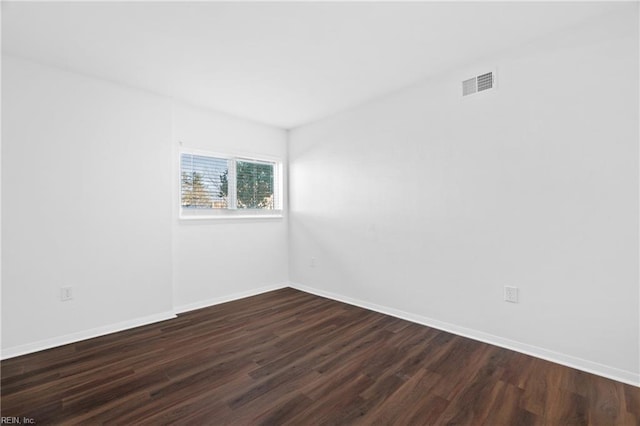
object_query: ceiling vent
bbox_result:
[462,71,495,97]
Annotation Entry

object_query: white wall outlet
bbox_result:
[310,257,316,268]
[504,286,518,303]
[61,286,73,301]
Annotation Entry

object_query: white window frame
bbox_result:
[179,148,283,220]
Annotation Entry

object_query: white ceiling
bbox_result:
[1,1,625,129]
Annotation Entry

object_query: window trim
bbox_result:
[178,147,284,220]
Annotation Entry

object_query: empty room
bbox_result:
[1,1,639,424]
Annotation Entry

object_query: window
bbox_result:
[180,151,282,218]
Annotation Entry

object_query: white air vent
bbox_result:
[462,71,495,96]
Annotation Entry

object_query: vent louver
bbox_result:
[462,71,495,96]
[462,77,476,96]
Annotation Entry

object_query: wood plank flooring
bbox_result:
[1,288,638,425]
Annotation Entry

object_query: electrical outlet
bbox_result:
[504,286,518,303]
[61,286,73,301]
[310,257,316,268]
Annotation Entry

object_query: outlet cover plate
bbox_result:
[504,286,518,303]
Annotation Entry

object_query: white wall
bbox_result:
[171,103,288,311]
[289,11,639,384]
[1,56,289,356]
[2,56,174,353]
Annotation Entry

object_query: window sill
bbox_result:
[179,215,283,222]
[179,212,284,221]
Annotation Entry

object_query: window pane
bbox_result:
[180,153,229,209]
[236,160,274,209]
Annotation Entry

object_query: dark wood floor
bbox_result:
[1,288,638,425]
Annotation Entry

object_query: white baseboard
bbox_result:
[1,283,288,360]
[173,282,289,314]
[1,310,177,360]
[4,282,637,388]
[289,282,640,388]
